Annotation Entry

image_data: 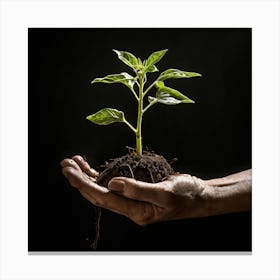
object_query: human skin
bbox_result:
[61,155,251,226]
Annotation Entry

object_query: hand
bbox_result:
[61,156,251,225]
[61,155,210,226]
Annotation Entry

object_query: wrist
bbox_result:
[203,172,252,216]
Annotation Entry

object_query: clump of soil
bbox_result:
[96,149,176,187]
[91,148,176,250]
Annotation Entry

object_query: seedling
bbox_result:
[86,49,201,156]
[85,49,202,249]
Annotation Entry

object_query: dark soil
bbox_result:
[96,149,176,187]
[91,149,176,250]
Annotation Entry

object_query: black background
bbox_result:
[28,28,251,251]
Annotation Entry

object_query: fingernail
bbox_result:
[108,180,125,192]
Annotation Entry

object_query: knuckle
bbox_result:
[62,166,74,177]
[73,155,91,170]
[126,178,138,189]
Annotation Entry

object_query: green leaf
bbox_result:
[159,68,202,81]
[113,49,138,69]
[137,58,143,66]
[86,108,125,125]
[146,65,159,73]
[148,84,195,105]
[91,72,135,90]
[149,95,183,105]
[155,81,164,88]
[147,49,168,66]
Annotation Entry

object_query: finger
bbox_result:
[78,189,130,217]
[61,158,81,171]
[79,189,156,226]
[61,158,97,182]
[63,167,157,225]
[108,177,165,206]
[62,166,127,211]
[62,165,91,188]
[65,168,153,223]
[72,155,99,178]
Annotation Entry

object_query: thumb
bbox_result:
[108,177,162,205]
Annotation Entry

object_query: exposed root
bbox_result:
[148,168,155,183]
[120,164,135,179]
[91,207,102,250]
[125,146,136,153]
[168,157,178,165]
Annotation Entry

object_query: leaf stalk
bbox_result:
[143,79,158,96]
[143,99,158,113]
[123,118,137,133]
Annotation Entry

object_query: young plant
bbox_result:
[86,49,201,156]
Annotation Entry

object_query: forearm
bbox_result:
[203,169,252,216]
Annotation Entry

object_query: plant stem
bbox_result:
[143,99,158,113]
[123,118,136,133]
[143,79,158,96]
[136,74,144,156]
[131,88,139,101]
